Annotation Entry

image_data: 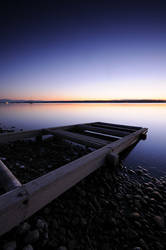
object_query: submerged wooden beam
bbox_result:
[46,129,110,148]
[0,126,147,236]
[0,160,22,191]
[74,124,130,137]
[94,122,142,130]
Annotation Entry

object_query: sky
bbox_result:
[0,0,166,100]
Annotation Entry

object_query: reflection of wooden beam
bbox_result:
[0,127,147,236]
[75,124,130,137]
[46,129,110,148]
[0,160,22,191]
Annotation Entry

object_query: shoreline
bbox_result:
[0,128,166,249]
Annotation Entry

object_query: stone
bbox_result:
[151,191,163,200]
[36,218,48,231]
[153,216,165,228]
[130,212,141,219]
[47,165,52,169]
[136,169,144,175]
[22,245,33,250]
[128,169,135,175]
[146,187,153,192]
[3,241,16,250]
[57,247,68,250]
[0,157,7,161]
[18,222,31,234]
[20,165,25,169]
[24,230,40,244]
[138,239,148,250]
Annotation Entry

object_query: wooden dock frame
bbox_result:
[0,122,148,236]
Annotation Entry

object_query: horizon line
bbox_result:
[1,98,166,103]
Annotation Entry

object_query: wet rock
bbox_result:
[127,229,138,239]
[136,169,144,175]
[20,165,25,169]
[68,240,77,249]
[130,212,141,219]
[132,247,142,250]
[3,241,16,250]
[57,246,68,250]
[24,230,40,244]
[151,191,163,200]
[146,187,153,192]
[22,245,33,250]
[36,218,48,231]
[0,157,7,161]
[153,216,165,228]
[138,239,148,250]
[18,222,31,234]
[128,169,135,175]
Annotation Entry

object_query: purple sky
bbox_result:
[0,0,166,100]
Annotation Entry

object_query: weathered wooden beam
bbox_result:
[0,123,93,144]
[0,160,22,191]
[108,128,148,154]
[74,124,130,137]
[93,122,142,130]
[0,127,147,236]
[81,130,118,142]
[45,129,110,148]
[91,123,137,133]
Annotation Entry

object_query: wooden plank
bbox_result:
[108,128,148,154]
[91,123,137,133]
[74,124,130,137]
[0,160,22,191]
[80,130,118,142]
[0,127,147,236]
[93,122,142,130]
[0,123,90,144]
[46,129,110,148]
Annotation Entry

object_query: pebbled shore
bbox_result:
[0,128,166,250]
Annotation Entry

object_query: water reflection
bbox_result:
[0,103,166,176]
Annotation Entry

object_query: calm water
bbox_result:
[1,103,166,176]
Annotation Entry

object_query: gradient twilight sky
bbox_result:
[0,0,166,100]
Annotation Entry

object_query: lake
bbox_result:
[0,103,166,177]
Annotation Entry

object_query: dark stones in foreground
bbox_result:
[0,138,166,249]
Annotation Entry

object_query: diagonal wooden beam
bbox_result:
[0,127,147,236]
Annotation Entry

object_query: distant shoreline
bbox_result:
[0,100,166,104]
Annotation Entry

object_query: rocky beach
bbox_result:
[0,126,166,250]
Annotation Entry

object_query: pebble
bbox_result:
[18,222,31,234]
[0,157,7,161]
[20,165,25,169]
[24,230,40,244]
[1,139,166,250]
[130,212,141,219]
[36,218,48,231]
[3,241,16,250]
[132,247,142,250]
[128,169,135,174]
[153,216,165,228]
[22,245,33,250]
[151,191,163,200]
[57,246,68,250]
